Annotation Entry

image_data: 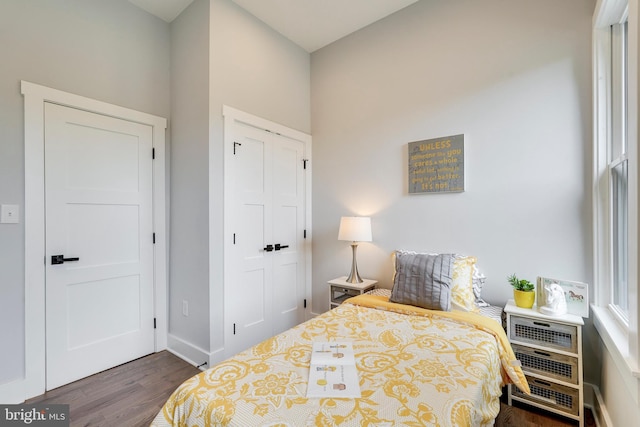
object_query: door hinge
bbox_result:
[234,142,241,155]
[153,233,156,244]
[303,229,307,239]
[152,148,155,159]
[233,323,236,335]
[304,299,307,309]
[154,318,157,329]
[303,159,308,169]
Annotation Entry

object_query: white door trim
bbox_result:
[221,105,312,356]
[21,81,168,400]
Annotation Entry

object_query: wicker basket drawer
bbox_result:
[512,344,579,385]
[512,375,580,417]
[509,315,578,353]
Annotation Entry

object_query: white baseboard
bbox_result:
[207,347,225,369]
[165,338,239,372]
[167,334,210,369]
[0,378,26,404]
[591,383,614,427]
[583,382,595,408]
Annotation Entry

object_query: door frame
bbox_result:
[221,105,312,357]
[21,81,168,399]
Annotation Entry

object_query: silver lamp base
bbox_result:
[345,243,363,283]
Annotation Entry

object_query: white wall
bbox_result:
[598,338,640,425]
[0,0,170,388]
[311,0,596,373]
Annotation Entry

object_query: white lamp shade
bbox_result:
[338,216,372,242]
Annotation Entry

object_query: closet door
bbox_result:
[228,125,274,353]
[225,117,307,356]
[271,137,305,336]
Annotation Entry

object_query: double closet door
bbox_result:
[225,116,308,356]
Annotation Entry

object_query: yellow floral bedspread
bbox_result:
[151,294,529,427]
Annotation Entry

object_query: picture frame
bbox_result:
[408,134,465,194]
[536,276,589,318]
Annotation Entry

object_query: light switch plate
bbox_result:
[1,204,20,224]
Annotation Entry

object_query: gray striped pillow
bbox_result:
[389,252,455,311]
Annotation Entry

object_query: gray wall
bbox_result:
[207,0,310,353]
[168,0,310,356]
[0,0,600,399]
[169,0,211,352]
[0,0,310,388]
[0,0,170,386]
[311,0,595,375]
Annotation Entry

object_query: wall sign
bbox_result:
[408,134,464,194]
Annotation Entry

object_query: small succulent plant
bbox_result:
[508,274,535,292]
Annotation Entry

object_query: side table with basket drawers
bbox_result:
[504,300,584,427]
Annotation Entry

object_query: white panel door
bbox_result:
[44,103,154,390]
[230,126,274,352]
[227,121,306,355]
[271,138,305,335]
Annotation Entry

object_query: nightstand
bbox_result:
[504,300,584,427]
[328,277,377,309]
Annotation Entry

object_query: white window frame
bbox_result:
[610,18,629,324]
[592,0,640,389]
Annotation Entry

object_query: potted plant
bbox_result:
[508,274,535,308]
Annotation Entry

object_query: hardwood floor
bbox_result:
[26,351,595,426]
[26,351,200,427]
[495,400,596,427]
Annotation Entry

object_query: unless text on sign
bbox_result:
[408,134,464,194]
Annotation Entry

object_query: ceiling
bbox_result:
[128,0,419,52]
[128,0,195,23]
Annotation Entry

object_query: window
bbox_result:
[609,21,628,321]
[593,0,639,377]
[611,157,628,316]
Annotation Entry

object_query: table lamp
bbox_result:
[338,216,372,283]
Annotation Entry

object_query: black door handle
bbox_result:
[274,244,289,251]
[51,255,80,265]
[263,244,274,252]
